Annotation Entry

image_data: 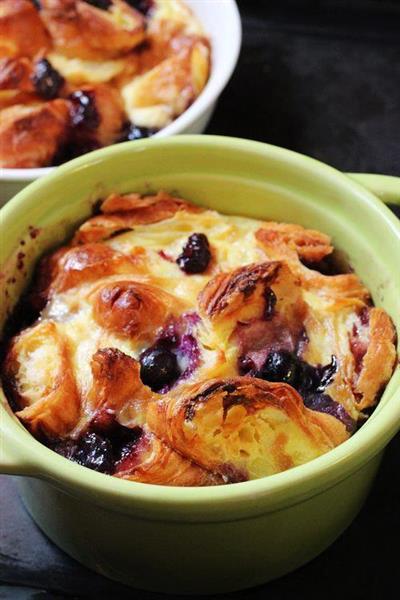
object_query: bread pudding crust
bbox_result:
[2,192,397,484]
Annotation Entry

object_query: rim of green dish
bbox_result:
[1,135,399,519]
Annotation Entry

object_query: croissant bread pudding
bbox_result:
[0,0,210,168]
[1,191,397,485]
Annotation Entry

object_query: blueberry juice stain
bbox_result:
[51,423,143,474]
[139,313,201,393]
[239,349,355,432]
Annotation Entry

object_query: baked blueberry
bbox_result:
[258,351,338,396]
[110,425,143,462]
[53,433,113,473]
[238,355,256,375]
[69,90,100,130]
[119,123,159,141]
[176,233,211,274]
[74,432,114,473]
[140,346,180,391]
[259,350,299,386]
[297,361,320,393]
[31,59,64,100]
[84,0,112,9]
[126,0,154,15]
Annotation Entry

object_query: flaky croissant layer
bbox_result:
[2,191,397,485]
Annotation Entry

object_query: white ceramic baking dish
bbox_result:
[0,0,241,205]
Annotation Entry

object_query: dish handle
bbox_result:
[346,173,400,206]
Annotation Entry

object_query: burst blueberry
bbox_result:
[110,425,143,462]
[32,59,64,100]
[74,432,114,473]
[176,233,211,274]
[257,350,338,395]
[54,432,113,473]
[304,393,356,432]
[69,90,100,129]
[259,350,299,385]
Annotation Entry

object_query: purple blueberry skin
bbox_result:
[241,349,355,431]
[247,350,338,398]
[53,432,113,473]
[69,90,100,130]
[304,393,356,433]
[141,312,202,393]
[119,123,159,142]
[52,425,143,474]
[164,313,201,386]
[259,350,299,386]
[238,355,256,375]
[177,333,200,378]
[31,58,64,100]
[139,347,180,392]
[176,233,211,274]
[180,312,201,330]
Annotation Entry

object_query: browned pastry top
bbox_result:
[2,192,397,485]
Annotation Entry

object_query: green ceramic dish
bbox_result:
[0,136,399,595]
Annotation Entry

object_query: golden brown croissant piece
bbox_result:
[87,348,220,485]
[27,242,148,312]
[133,20,210,75]
[92,280,183,341]
[40,0,146,60]
[350,307,397,410]
[121,39,210,128]
[257,221,333,263]
[256,226,370,304]
[73,190,203,243]
[199,262,283,321]
[148,377,349,482]
[69,83,125,148]
[115,428,222,486]
[2,321,80,437]
[85,347,153,427]
[49,243,140,293]
[0,0,50,58]
[0,99,70,168]
[0,57,37,109]
[199,261,307,354]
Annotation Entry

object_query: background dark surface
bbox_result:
[208,0,400,175]
[1,1,399,598]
